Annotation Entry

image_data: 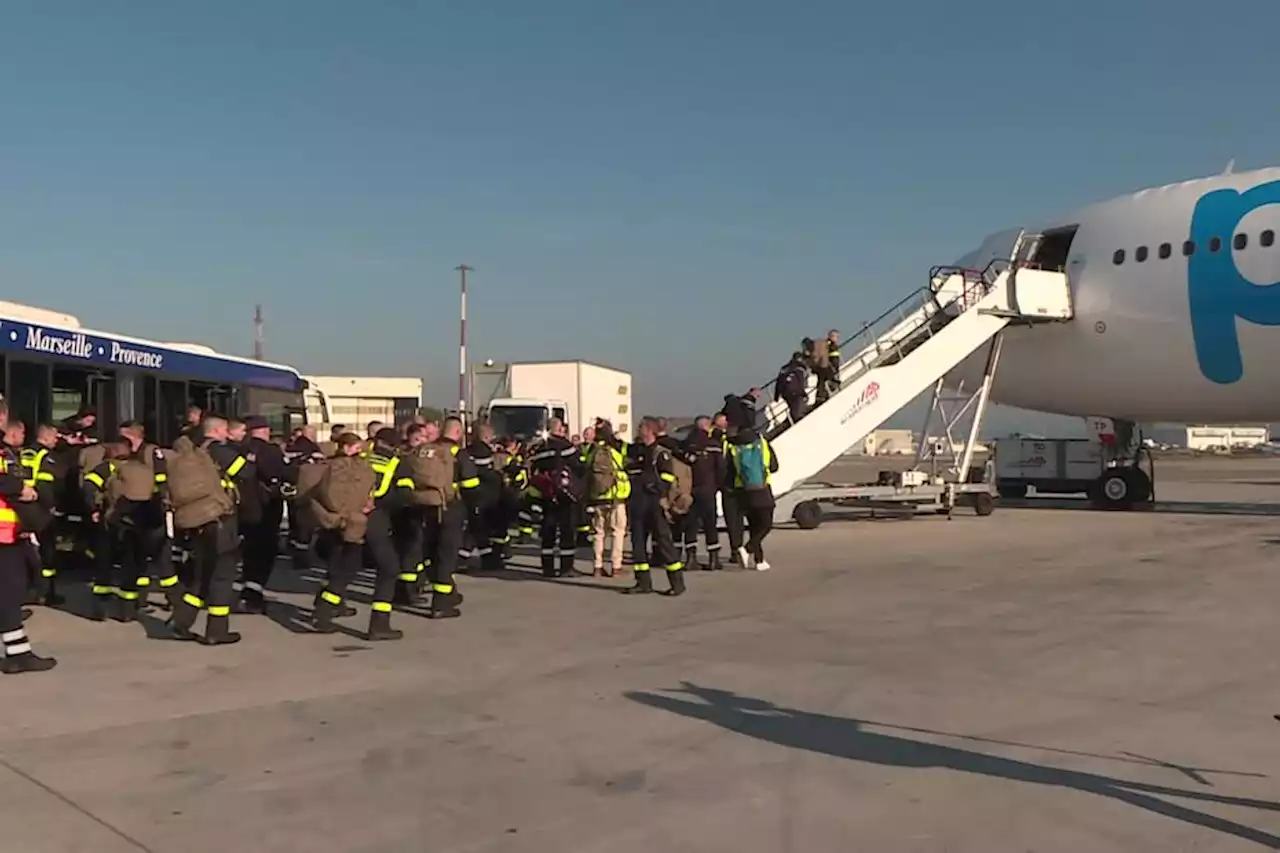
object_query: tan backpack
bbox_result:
[811,337,830,368]
[110,458,156,503]
[658,448,694,515]
[78,443,106,487]
[167,438,235,530]
[401,442,456,506]
[311,455,375,543]
[585,443,619,501]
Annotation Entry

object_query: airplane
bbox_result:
[943,164,1280,503]
[752,165,1280,517]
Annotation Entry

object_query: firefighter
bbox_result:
[365,428,411,640]
[425,416,479,618]
[624,417,685,596]
[117,421,178,611]
[464,421,504,571]
[21,423,66,605]
[0,399,56,674]
[575,424,597,546]
[527,417,583,578]
[282,424,326,571]
[239,415,286,613]
[681,415,725,570]
[393,422,432,605]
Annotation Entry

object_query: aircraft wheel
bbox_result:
[793,500,823,530]
[1092,470,1135,510]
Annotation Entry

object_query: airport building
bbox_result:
[1184,425,1270,451]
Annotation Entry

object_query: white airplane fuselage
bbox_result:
[951,166,1280,423]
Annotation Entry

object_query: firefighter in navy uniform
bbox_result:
[117,421,177,611]
[168,418,246,645]
[239,416,286,613]
[527,417,583,577]
[681,415,724,570]
[0,400,56,673]
[425,417,479,618]
[19,424,64,605]
[283,425,326,570]
[365,429,411,640]
[624,417,685,596]
[464,422,504,571]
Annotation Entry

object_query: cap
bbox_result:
[244,415,269,431]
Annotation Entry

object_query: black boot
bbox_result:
[1,651,57,674]
[393,580,417,607]
[115,599,139,624]
[42,577,65,607]
[202,614,242,646]
[312,596,339,634]
[166,596,200,642]
[558,555,576,578]
[708,550,723,571]
[367,609,404,641]
[727,549,740,565]
[89,592,112,622]
[428,589,461,619]
[663,568,687,597]
[239,588,267,614]
[624,570,653,595]
[540,553,556,578]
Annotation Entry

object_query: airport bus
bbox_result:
[0,301,310,446]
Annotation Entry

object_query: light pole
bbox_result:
[456,264,472,430]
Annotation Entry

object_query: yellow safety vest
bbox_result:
[728,438,773,489]
[20,448,55,488]
[587,442,631,501]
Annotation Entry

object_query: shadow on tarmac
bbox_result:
[626,683,1280,848]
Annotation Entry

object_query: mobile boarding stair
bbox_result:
[761,237,1073,527]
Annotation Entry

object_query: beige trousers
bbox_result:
[592,502,628,571]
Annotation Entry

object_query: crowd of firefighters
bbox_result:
[0,396,779,675]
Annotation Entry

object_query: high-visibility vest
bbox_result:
[586,443,632,501]
[20,447,55,488]
[0,452,21,543]
[728,438,774,489]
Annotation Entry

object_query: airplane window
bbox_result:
[1158,243,1172,259]
[1263,230,1275,247]
[1209,236,1222,253]
[1112,249,1125,265]
[1135,246,1148,262]
[1183,240,1196,256]
[1234,233,1248,250]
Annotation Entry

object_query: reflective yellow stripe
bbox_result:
[431,583,454,594]
[92,584,113,595]
[659,472,676,483]
[136,576,152,587]
[320,590,342,605]
[183,593,205,609]
[158,575,179,588]
[634,563,651,572]
[226,456,246,477]
[154,473,168,483]
[371,457,399,498]
[34,472,54,481]
[371,601,393,613]
[397,573,418,582]
[665,562,683,572]
[459,476,480,489]
[40,568,56,578]
[208,605,231,617]
[85,472,105,488]
[115,589,140,601]
[394,477,414,488]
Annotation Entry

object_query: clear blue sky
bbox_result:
[1,1,1276,420]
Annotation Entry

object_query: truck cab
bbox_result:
[486,397,570,441]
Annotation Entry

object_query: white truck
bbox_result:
[485,360,633,441]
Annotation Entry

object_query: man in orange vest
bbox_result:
[0,398,57,674]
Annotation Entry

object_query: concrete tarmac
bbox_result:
[7,456,1280,851]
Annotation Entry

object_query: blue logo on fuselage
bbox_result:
[1188,179,1280,383]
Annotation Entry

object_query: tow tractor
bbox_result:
[992,418,1156,510]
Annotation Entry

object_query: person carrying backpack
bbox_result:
[623,417,686,597]
[584,420,630,577]
[775,352,810,427]
[725,427,780,571]
[310,433,378,633]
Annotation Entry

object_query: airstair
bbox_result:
[756,242,1073,525]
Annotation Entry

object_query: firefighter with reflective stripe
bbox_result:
[0,400,56,673]
[489,437,518,560]
[82,441,136,621]
[462,422,505,571]
[239,415,287,613]
[508,443,538,541]
[424,417,481,617]
[283,425,326,569]
[527,417,583,578]
[118,420,179,611]
[365,429,411,640]
[168,418,244,646]
[815,328,841,405]
[19,424,65,605]
[679,415,724,570]
[421,417,479,618]
[624,417,685,596]
[392,423,432,606]
[574,425,597,546]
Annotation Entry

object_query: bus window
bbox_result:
[51,366,88,425]
[244,386,305,437]
[8,360,48,433]
[190,381,235,418]
[158,379,187,445]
